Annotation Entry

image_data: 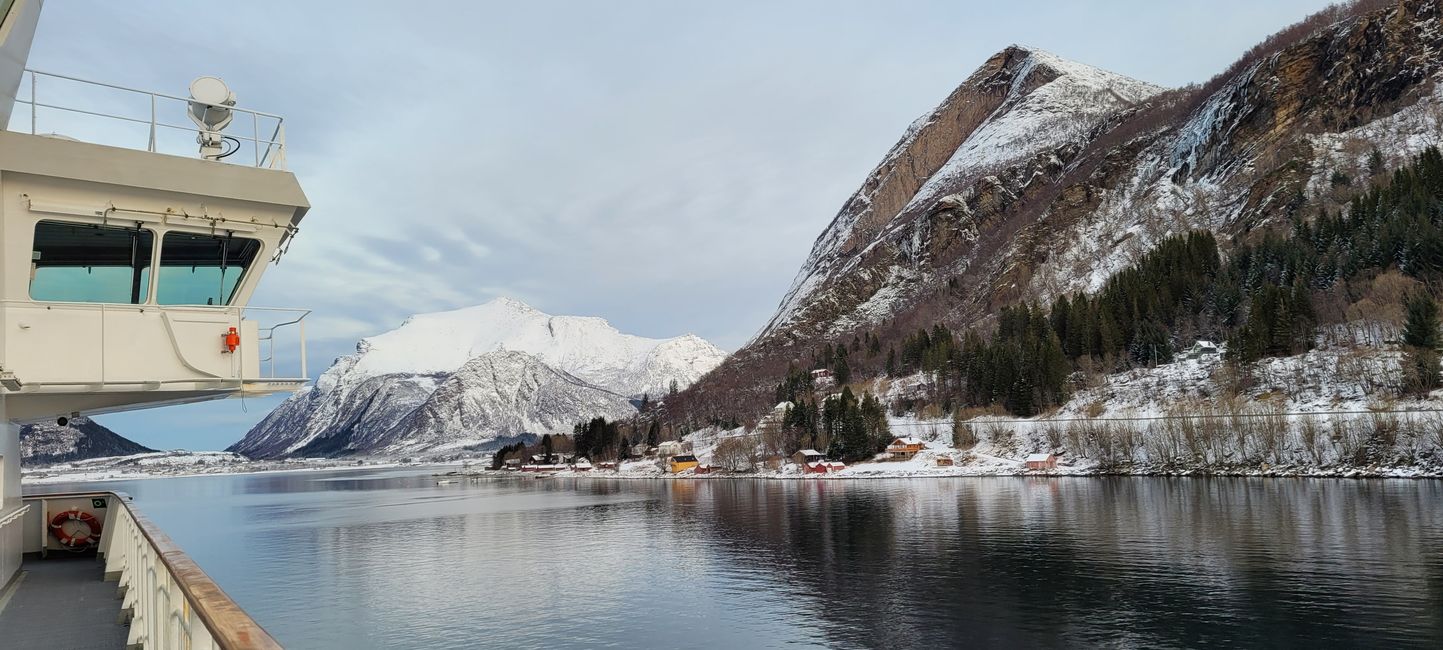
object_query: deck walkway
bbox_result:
[0,554,129,649]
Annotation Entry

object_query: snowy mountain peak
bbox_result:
[231,299,727,459]
[349,297,720,382]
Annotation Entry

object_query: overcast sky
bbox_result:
[24,0,1336,450]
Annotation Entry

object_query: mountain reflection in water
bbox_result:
[31,472,1443,648]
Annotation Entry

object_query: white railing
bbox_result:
[10,69,287,169]
[246,306,310,381]
[25,492,281,650]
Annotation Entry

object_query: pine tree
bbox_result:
[1403,292,1442,394]
[859,392,890,452]
[825,388,879,462]
[1403,293,1441,348]
[833,345,851,385]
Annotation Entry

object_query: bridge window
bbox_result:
[156,232,261,306]
[30,220,153,304]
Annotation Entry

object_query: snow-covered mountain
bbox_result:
[20,417,153,466]
[383,351,637,454]
[230,298,726,458]
[759,45,1163,341]
[677,0,1443,422]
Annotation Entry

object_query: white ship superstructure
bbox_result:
[0,1,309,647]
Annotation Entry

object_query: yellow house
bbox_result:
[668,454,700,474]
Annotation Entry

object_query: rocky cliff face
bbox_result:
[759,46,1164,343]
[231,298,727,458]
[20,417,153,466]
[677,0,1443,422]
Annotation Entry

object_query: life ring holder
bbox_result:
[49,508,103,550]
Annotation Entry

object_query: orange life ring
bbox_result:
[49,508,102,547]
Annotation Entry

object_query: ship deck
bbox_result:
[0,554,129,649]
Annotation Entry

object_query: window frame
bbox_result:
[28,219,158,305]
[154,229,266,307]
[26,219,268,308]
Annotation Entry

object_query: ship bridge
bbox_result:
[0,65,312,421]
[1,1,313,645]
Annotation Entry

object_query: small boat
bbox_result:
[436,479,457,485]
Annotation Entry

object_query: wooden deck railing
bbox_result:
[23,492,282,649]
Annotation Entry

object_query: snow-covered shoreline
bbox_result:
[452,452,1443,482]
[21,451,404,485]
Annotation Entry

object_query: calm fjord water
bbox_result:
[33,471,1443,648]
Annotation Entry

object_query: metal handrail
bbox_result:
[13,68,287,169]
[0,503,28,529]
[252,310,310,379]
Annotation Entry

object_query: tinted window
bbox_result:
[30,220,153,303]
[157,232,261,306]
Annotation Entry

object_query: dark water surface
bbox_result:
[30,471,1443,648]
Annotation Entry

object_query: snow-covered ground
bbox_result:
[21,451,400,485]
[54,344,1442,485]
[475,344,1443,481]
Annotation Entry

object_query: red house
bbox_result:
[804,461,846,474]
[1025,453,1058,470]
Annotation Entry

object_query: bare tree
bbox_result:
[713,436,759,473]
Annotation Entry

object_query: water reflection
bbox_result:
[31,473,1443,648]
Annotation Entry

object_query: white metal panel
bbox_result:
[241,319,260,379]
[3,302,104,383]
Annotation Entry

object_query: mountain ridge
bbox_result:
[758,44,1164,343]
[231,298,727,458]
[20,417,154,466]
[671,0,1443,427]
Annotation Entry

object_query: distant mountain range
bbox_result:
[230,298,727,459]
[20,417,153,466]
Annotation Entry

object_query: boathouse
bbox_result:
[791,449,825,465]
[668,454,700,474]
[805,461,846,474]
[1025,453,1058,470]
